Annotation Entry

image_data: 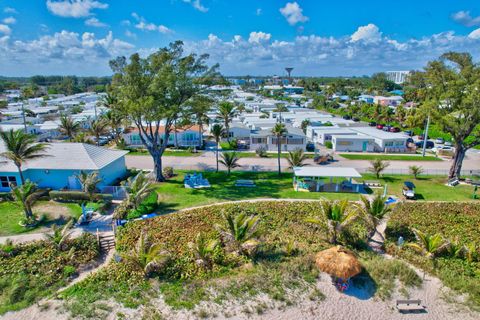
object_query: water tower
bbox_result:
[285,67,294,79]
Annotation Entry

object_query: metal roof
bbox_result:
[293,167,362,178]
[0,143,128,172]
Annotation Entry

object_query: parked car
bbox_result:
[445,141,453,147]
[306,142,315,152]
[402,181,416,200]
[376,124,384,130]
[382,125,392,132]
[368,121,377,127]
[435,137,445,144]
[352,117,360,122]
[404,130,413,136]
[418,134,430,140]
[415,140,434,149]
[389,127,401,133]
[342,115,351,120]
[406,138,414,144]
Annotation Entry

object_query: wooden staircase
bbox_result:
[98,233,115,252]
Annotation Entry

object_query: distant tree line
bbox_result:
[0,76,111,95]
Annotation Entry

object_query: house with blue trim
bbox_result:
[0,143,128,192]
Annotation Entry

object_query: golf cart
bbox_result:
[402,181,416,200]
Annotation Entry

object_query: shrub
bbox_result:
[163,167,174,179]
[220,140,237,150]
[126,191,158,220]
[325,141,333,149]
[63,265,77,278]
[255,146,268,158]
[49,191,112,204]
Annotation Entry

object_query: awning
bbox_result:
[293,167,362,178]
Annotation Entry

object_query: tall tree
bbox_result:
[216,101,237,142]
[271,123,287,176]
[0,130,49,184]
[59,115,81,141]
[110,41,219,181]
[414,52,480,179]
[211,124,224,172]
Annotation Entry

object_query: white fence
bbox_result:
[99,186,128,199]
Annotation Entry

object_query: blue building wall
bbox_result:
[0,157,127,191]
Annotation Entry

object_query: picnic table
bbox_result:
[363,180,382,187]
[235,179,256,187]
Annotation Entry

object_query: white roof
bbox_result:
[0,143,128,172]
[293,167,362,178]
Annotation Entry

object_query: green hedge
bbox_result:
[49,191,113,204]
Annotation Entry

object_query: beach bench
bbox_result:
[235,179,256,187]
[396,299,425,313]
[364,180,382,187]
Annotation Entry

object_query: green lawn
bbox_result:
[0,201,85,237]
[154,171,478,214]
[338,154,442,161]
[127,149,202,157]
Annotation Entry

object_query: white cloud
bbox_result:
[2,17,16,24]
[85,17,107,27]
[350,23,382,43]
[3,7,17,14]
[248,31,271,44]
[46,0,108,18]
[131,13,172,34]
[452,11,480,27]
[125,30,137,39]
[182,0,208,13]
[468,28,480,39]
[0,24,11,35]
[279,2,308,26]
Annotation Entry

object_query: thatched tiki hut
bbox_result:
[315,246,362,291]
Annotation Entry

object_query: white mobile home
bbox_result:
[332,135,375,152]
[250,126,306,152]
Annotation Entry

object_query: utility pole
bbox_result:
[422,114,430,157]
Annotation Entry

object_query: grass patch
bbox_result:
[385,202,480,309]
[0,234,99,314]
[0,201,85,237]
[339,154,442,161]
[127,149,201,157]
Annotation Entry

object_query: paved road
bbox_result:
[126,149,480,174]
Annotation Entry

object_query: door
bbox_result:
[362,141,368,152]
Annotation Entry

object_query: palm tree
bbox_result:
[11,180,44,222]
[286,148,308,169]
[73,132,95,144]
[215,211,261,256]
[219,152,240,175]
[301,119,311,134]
[359,193,391,229]
[102,110,122,143]
[123,232,170,278]
[274,103,288,122]
[407,229,448,274]
[188,232,219,269]
[271,123,287,176]
[44,219,74,251]
[305,199,360,244]
[0,129,49,184]
[216,101,237,142]
[125,172,156,210]
[59,115,81,141]
[76,171,102,201]
[210,124,224,172]
[368,159,390,179]
[409,165,424,179]
[89,118,109,146]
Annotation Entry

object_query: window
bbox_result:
[0,176,16,188]
[338,141,353,146]
[287,138,304,145]
[251,137,267,144]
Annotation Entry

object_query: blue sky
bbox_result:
[1,0,480,76]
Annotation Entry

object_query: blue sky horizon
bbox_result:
[0,0,480,77]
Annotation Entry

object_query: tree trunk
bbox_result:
[198,124,203,149]
[449,144,466,179]
[149,148,165,182]
[225,122,230,143]
[216,141,219,172]
[16,165,25,185]
[277,140,281,176]
[174,120,179,149]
